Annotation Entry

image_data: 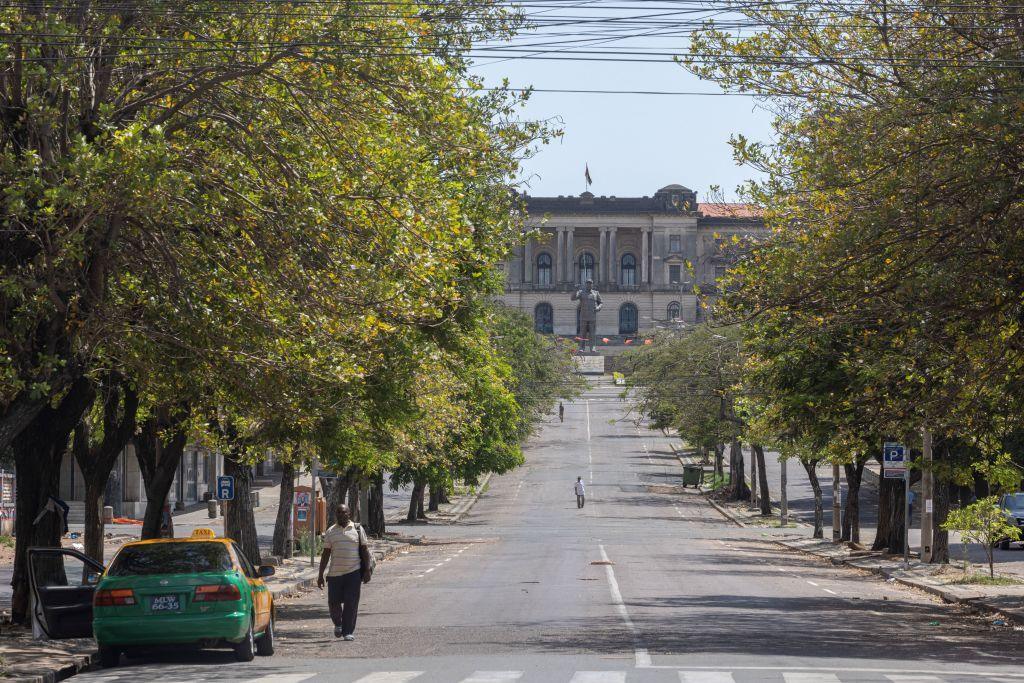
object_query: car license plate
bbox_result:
[151,595,180,611]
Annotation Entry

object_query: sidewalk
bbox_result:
[387,473,493,526]
[0,535,411,683]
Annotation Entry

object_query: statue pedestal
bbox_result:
[573,354,605,375]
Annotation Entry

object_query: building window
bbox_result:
[669,235,682,253]
[669,264,682,284]
[578,252,596,283]
[620,253,637,286]
[537,253,552,285]
[714,265,727,280]
[619,303,639,334]
[667,302,681,320]
[534,303,554,333]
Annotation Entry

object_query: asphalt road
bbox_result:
[73,381,1024,682]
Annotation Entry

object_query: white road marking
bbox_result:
[425,568,434,573]
[806,581,819,586]
[679,673,736,683]
[352,674,423,683]
[823,588,838,595]
[569,673,627,683]
[597,544,647,668]
[784,674,840,683]
[885,677,944,682]
[459,672,523,682]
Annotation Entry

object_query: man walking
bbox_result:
[574,476,586,509]
[317,503,371,641]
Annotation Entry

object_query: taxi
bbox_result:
[91,528,275,667]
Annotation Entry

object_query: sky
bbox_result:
[469,2,776,202]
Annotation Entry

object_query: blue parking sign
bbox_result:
[216,475,235,501]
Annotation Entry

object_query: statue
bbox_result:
[572,279,603,353]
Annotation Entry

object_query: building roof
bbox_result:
[697,202,764,219]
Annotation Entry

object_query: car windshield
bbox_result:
[107,542,232,577]
[1002,493,1024,511]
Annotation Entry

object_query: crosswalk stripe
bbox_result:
[351,673,423,683]
[459,673,523,682]
[244,677,317,683]
[679,672,736,683]
[885,677,944,682]
[783,675,841,683]
[568,673,627,683]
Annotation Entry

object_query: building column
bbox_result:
[641,227,650,284]
[524,236,533,283]
[565,228,575,284]
[608,227,618,284]
[598,228,607,284]
[555,228,565,283]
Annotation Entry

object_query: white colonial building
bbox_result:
[499,184,765,340]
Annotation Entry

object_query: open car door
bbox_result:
[28,547,104,639]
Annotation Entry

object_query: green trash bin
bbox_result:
[682,464,704,488]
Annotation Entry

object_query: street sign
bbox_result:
[315,469,340,480]
[883,442,907,479]
[216,475,235,501]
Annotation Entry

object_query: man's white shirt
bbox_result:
[574,481,586,495]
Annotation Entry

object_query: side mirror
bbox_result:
[258,565,275,578]
[85,572,102,585]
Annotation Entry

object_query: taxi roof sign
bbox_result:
[190,527,217,539]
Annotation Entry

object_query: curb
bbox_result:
[669,443,747,529]
[7,652,97,683]
[774,539,1024,627]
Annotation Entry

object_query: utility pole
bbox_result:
[921,428,934,563]
[780,457,789,526]
[832,462,841,542]
[750,449,758,508]
[310,456,318,568]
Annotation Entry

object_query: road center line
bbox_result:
[598,544,650,668]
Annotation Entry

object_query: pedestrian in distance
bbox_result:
[317,503,373,641]
[559,402,565,423]
[574,476,586,509]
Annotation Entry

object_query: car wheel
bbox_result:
[98,646,121,668]
[233,621,256,662]
[256,616,275,657]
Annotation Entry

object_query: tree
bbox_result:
[943,497,1022,578]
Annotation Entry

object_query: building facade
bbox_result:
[500,184,765,339]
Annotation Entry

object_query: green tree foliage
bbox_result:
[943,497,1022,578]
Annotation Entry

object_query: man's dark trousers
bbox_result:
[577,494,585,508]
[327,569,362,636]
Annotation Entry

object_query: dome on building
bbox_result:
[657,183,692,193]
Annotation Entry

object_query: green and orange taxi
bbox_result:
[91,528,276,667]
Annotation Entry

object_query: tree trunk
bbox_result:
[73,375,138,564]
[438,484,451,504]
[366,474,386,538]
[417,484,427,519]
[407,481,425,522]
[931,477,951,563]
[137,404,189,540]
[10,377,95,624]
[749,449,757,506]
[714,443,724,480]
[428,484,441,512]
[729,441,749,501]
[753,444,771,516]
[803,459,824,539]
[272,460,296,558]
[872,475,906,553]
[348,478,361,522]
[842,461,865,543]
[223,448,260,565]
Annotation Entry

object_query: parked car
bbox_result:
[28,528,275,668]
[998,492,1024,550]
